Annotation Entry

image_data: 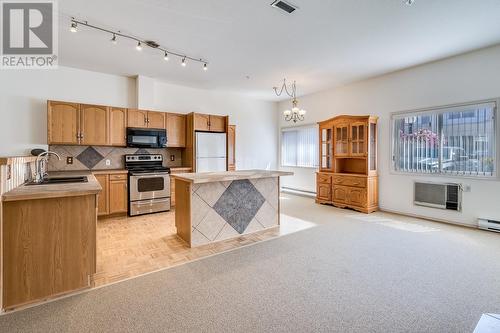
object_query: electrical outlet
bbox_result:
[105,159,111,166]
[463,184,471,192]
[66,157,73,165]
[170,155,175,161]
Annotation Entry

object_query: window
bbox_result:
[281,125,319,168]
[392,101,497,177]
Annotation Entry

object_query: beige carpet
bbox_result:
[1,194,500,332]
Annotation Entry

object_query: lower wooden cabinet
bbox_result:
[109,174,128,214]
[170,168,192,207]
[316,172,378,213]
[94,172,128,216]
[227,125,236,170]
[2,195,96,309]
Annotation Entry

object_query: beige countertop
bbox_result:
[2,171,102,202]
[171,169,293,184]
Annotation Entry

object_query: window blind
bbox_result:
[281,125,319,168]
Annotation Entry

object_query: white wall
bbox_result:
[151,80,279,170]
[0,66,136,155]
[279,45,500,226]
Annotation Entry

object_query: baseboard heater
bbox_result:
[414,181,462,211]
[281,187,316,198]
[478,218,500,233]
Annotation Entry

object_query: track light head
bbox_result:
[163,52,169,61]
[181,57,187,67]
[136,41,142,51]
[111,34,117,44]
[203,63,208,71]
[70,21,77,33]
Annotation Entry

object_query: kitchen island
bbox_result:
[171,170,292,247]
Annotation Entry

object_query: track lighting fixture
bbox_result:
[69,17,209,71]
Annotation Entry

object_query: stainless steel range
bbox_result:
[125,154,171,216]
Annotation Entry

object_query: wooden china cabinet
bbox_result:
[316,115,378,213]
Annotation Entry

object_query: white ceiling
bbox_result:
[58,0,500,101]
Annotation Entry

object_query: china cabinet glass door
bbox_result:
[350,122,366,157]
[335,123,349,156]
[320,127,333,170]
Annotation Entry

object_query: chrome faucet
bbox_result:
[35,151,61,183]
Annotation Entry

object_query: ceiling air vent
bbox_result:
[271,0,297,14]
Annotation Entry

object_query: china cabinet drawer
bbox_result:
[317,173,332,184]
[332,175,366,188]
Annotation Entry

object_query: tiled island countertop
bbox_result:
[171,170,293,247]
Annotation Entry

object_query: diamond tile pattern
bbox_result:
[213,179,265,234]
[76,147,104,169]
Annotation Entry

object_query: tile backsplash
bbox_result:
[48,145,183,171]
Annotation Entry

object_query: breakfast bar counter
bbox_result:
[171,170,292,247]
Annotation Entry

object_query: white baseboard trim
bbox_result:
[379,206,478,230]
[281,187,316,198]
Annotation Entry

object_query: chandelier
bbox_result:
[273,79,306,123]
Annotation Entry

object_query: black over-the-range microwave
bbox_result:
[126,127,167,148]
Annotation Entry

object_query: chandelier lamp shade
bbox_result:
[273,78,306,123]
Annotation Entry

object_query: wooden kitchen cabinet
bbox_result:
[166,113,186,147]
[2,195,96,310]
[194,113,210,131]
[209,115,226,132]
[109,175,128,214]
[47,101,80,145]
[94,172,128,216]
[80,104,109,146]
[227,125,236,170]
[316,115,378,213]
[95,174,109,216]
[109,107,127,146]
[147,111,166,129]
[127,109,148,128]
[193,113,226,132]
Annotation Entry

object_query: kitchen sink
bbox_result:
[26,176,88,185]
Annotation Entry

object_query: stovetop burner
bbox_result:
[124,154,170,174]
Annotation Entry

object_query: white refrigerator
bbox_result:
[196,132,227,172]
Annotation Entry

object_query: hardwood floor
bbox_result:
[94,208,315,287]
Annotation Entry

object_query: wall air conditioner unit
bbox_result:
[413,181,462,211]
[478,218,500,233]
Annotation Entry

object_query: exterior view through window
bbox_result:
[392,101,496,177]
[281,125,319,168]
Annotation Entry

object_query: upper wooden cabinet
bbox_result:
[227,125,236,171]
[127,109,165,129]
[209,115,226,132]
[147,111,166,129]
[47,101,80,145]
[193,113,226,132]
[110,107,127,146]
[194,113,210,131]
[80,104,109,146]
[166,113,186,147]
[127,109,148,128]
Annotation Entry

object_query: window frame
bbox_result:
[390,98,500,180]
[280,123,319,169]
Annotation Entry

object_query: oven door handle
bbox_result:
[133,198,170,206]
[130,172,170,177]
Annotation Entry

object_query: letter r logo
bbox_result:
[2,1,53,55]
